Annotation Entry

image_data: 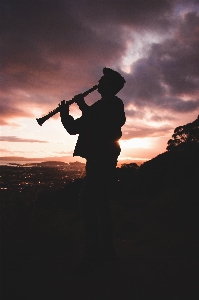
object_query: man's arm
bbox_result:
[59,100,82,135]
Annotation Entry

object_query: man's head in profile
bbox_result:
[98,67,126,97]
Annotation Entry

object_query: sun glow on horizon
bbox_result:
[119,137,153,149]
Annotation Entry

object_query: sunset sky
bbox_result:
[1,0,199,164]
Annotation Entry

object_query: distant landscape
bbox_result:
[1,115,199,298]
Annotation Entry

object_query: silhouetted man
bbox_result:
[59,68,126,273]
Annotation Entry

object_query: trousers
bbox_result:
[79,159,117,256]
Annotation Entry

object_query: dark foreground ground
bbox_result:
[2,211,199,300]
[1,155,199,299]
[2,238,199,300]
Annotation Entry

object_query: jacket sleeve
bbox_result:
[60,114,82,135]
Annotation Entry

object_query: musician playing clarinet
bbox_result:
[59,68,126,275]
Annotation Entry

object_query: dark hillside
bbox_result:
[136,145,199,198]
[1,146,199,299]
[129,145,199,255]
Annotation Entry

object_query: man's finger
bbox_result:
[72,94,84,102]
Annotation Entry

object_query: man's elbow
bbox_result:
[66,129,78,135]
[63,125,78,135]
[62,115,82,135]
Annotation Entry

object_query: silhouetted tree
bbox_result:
[117,163,139,182]
[120,163,139,170]
[167,115,199,151]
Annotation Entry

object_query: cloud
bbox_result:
[1,0,126,91]
[149,114,176,122]
[121,10,199,113]
[0,0,127,123]
[54,150,73,155]
[0,148,13,153]
[121,125,172,140]
[72,0,175,31]
[160,97,199,112]
[1,0,199,127]
[0,136,48,143]
[0,95,33,125]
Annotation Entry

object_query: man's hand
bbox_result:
[72,94,89,112]
[72,94,85,106]
[59,100,69,117]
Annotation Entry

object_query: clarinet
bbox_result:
[36,85,98,126]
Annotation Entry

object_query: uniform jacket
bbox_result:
[61,96,126,160]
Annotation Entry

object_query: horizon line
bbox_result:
[0,155,149,165]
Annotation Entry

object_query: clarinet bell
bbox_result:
[36,117,45,126]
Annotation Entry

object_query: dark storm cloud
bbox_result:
[72,0,174,31]
[160,97,199,112]
[0,0,127,123]
[0,0,199,125]
[0,136,48,143]
[1,0,126,87]
[122,10,199,112]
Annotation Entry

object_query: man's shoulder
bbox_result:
[90,96,124,113]
[93,96,124,105]
[113,96,124,104]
